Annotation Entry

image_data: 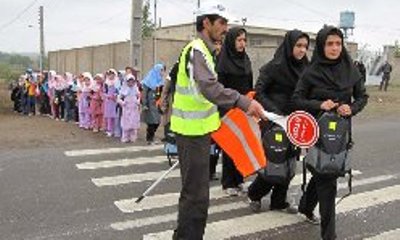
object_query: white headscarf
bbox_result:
[54,75,67,90]
[48,70,56,89]
[81,72,93,92]
[120,74,138,97]
[105,68,122,89]
[92,73,104,92]
[64,72,74,86]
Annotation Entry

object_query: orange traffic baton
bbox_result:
[212,108,267,177]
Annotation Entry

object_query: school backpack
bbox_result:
[259,123,298,185]
[305,111,351,177]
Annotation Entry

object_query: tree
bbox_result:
[0,52,33,82]
[0,63,21,83]
[142,0,155,37]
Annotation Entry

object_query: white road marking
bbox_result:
[76,156,169,170]
[143,183,400,240]
[111,174,393,231]
[114,170,362,213]
[111,201,248,230]
[64,144,163,157]
[91,164,223,187]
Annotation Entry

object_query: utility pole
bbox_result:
[131,0,143,78]
[192,0,200,38]
[39,6,45,73]
[154,0,157,28]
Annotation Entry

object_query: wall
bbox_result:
[48,27,361,83]
[385,46,400,84]
[76,47,93,74]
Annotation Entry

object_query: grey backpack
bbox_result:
[305,112,351,177]
[259,124,298,185]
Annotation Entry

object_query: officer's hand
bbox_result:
[320,99,338,111]
[337,104,352,116]
[247,100,266,120]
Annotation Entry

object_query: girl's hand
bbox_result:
[337,104,352,116]
[320,99,339,111]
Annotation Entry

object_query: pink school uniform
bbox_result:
[78,72,92,129]
[118,74,141,143]
[47,70,56,119]
[90,74,104,132]
[103,69,119,137]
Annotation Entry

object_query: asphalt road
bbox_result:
[1,115,400,240]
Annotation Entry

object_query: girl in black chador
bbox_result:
[293,26,368,240]
[247,30,310,213]
[217,27,253,196]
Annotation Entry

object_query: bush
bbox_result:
[0,63,22,84]
[0,52,33,83]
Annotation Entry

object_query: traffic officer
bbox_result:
[170,2,265,239]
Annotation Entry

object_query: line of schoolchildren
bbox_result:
[10,65,166,144]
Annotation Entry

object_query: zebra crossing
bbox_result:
[66,145,400,239]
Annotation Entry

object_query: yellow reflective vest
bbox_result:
[170,38,221,136]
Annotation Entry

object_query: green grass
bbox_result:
[359,84,400,120]
[0,80,11,113]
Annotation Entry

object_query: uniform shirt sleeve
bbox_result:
[192,49,251,112]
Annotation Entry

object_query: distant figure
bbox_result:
[379,61,392,91]
[354,60,366,83]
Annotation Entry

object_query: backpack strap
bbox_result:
[347,118,354,150]
[337,117,353,205]
[336,168,352,205]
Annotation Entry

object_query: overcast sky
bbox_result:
[0,0,399,53]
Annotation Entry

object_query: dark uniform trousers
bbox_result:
[175,133,211,240]
[299,175,338,240]
[247,174,289,209]
[379,73,391,91]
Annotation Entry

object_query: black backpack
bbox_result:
[305,111,351,177]
[259,123,298,185]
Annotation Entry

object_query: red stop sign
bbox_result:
[287,111,319,148]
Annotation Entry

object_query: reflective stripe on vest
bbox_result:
[170,38,220,136]
[175,85,194,96]
[212,108,267,177]
[172,105,218,119]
